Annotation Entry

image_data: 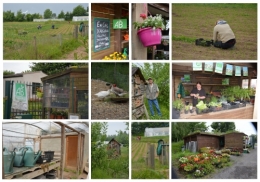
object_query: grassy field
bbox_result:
[132,136,169,179]
[91,146,129,179]
[172,3,257,60]
[3,21,88,60]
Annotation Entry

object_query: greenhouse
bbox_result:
[144,127,169,137]
[2,121,89,179]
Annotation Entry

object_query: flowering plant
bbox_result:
[36,87,43,93]
[133,14,166,30]
[102,52,127,60]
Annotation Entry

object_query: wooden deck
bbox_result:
[4,159,60,179]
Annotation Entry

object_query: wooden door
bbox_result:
[66,135,78,169]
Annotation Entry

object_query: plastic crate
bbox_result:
[44,151,54,162]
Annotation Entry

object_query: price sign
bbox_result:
[94,18,110,52]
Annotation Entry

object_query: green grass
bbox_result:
[3,21,88,60]
[132,168,167,179]
[143,99,169,120]
[91,147,129,179]
[135,136,169,143]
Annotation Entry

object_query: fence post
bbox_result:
[74,25,78,39]
[147,143,155,169]
[34,36,37,59]
[4,81,12,119]
[59,34,62,46]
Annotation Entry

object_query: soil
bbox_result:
[64,45,88,60]
[62,171,88,179]
[91,79,129,119]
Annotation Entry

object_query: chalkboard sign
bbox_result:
[94,18,110,52]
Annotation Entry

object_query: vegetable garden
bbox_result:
[3,21,88,60]
[132,136,169,179]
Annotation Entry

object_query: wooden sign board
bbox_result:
[94,18,110,52]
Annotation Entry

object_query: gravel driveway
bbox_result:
[209,146,257,179]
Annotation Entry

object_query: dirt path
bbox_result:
[64,45,88,60]
[91,79,129,119]
[209,146,257,179]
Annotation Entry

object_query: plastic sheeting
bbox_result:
[144,127,169,137]
[2,121,89,151]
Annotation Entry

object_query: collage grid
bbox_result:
[1,0,258,181]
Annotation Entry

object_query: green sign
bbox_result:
[113,19,127,29]
[205,62,213,72]
[93,18,110,52]
[193,62,202,71]
[12,83,28,111]
[243,67,248,76]
[226,64,233,76]
[184,74,191,83]
[222,78,229,85]
[235,66,241,76]
[215,62,223,74]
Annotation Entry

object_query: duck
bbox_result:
[110,84,127,97]
[94,90,111,100]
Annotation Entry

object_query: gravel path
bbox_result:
[209,146,257,179]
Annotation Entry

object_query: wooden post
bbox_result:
[114,4,122,53]
[74,25,78,39]
[77,133,81,178]
[34,36,37,59]
[147,143,155,169]
[60,125,65,179]
[165,144,169,165]
[132,3,147,60]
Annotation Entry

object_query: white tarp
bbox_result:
[12,83,28,111]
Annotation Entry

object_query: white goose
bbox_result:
[94,89,111,100]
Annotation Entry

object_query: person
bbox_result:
[213,19,236,49]
[145,77,162,117]
[190,82,206,107]
[79,22,84,36]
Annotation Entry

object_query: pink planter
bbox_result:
[137,27,162,47]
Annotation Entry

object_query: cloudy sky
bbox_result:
[3,3,89,15]
[107,122,128,136]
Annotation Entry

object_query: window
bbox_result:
[32,82,41,95]
[242,79,257,89]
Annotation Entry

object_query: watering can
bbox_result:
[13,147,28,167]
[23,147,42,167]
[3,147,16,174]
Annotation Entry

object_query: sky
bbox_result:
[107,122,128,136]
[205,121,257,136]
[3,62,32,73]
[3,3,89,16]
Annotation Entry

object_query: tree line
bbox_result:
[3,5,88,22]
[132,122,169,136]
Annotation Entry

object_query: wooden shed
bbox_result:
[223,132,247,150]
[91,3,129,60]
[107,138,121,157]
[41,67,88,119]
[132,67,149,119]
[183,131,247,152]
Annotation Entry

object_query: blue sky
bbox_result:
[107,122,128,136]
[3,3,89,15]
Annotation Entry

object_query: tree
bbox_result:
[30,63,88,75]
[188,122,208,132]
[91,122,108,170]
[44,9,52,19]
[211,122,236,133]
[3,11,15,22]
[52,13,56,18]
[16,10,24,22]
[72,5,87,16]
[132,122,169,136]
[3,70,15,76]
[25,14,33,21]
[58,10,65,18]
[32,13,41,20]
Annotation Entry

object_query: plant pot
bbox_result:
[172,108,180,119]
[56,115,62,119]
[250,96,255,105]
[147,52,153,60]
[37,92,43,98]
[184,110,189,114]
[137,27,162,47]
[50,114,56,119]
[190,109,194,113]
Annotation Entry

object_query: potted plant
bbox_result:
[184,105,189,114]
[61,111,68,119]
[189,104,194,113]
[56,111,62,119]
[172,99,184,119]
[249,88,255,105]
[133,14,166,47]
[36,87,43,98]
[50,110,57,119]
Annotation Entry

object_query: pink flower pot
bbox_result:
[137,27,162,47]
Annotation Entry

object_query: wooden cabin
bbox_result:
[107,138,121,157]
[183,131,247,152]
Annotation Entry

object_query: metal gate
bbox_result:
[4,80,45,119]
[76,90,88,119]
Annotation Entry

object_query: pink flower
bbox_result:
[140,13,147,20]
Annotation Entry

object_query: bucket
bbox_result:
[137,27,162,47]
